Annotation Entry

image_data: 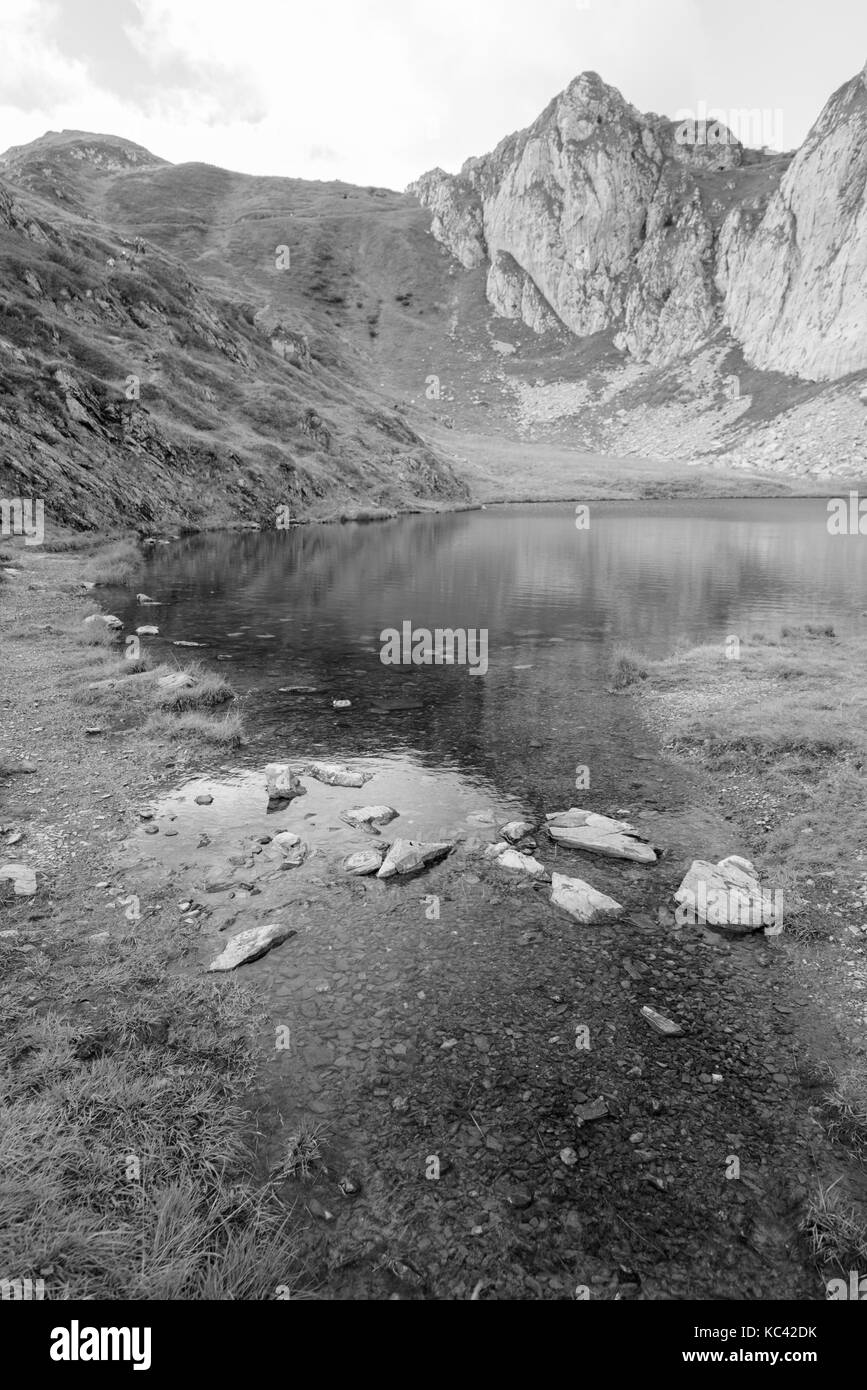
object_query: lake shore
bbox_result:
[2,534,865,1299]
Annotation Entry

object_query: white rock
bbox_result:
[272,831,308,866]
[208,923,295,972]
[641,1005,683,1036]
[301,761,371,789]
[265,764,304,802]
[340,805,398,833]
[377,839,454,879]
[157,672,194,691]
[546,808,657,863]
[495,848,546,876]
[674,856,776,934]
[84,613,122,630]
[550,872,623,924]
[0,863,37,896]
[136,625,159,636]
[343,846,387,875]
[500,821,536,842]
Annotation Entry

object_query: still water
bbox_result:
[122,498,864,808]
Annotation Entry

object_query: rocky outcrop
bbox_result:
[719,64,867,380]
[410,66,867,381]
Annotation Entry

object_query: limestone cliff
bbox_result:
[409,67,866,382]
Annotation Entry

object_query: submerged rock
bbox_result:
[550,871,623,924]
[343,845,387,875]
[377,839,454,879]
[546,808,657,863]
[207,922,296,972]
[272,831,309,867]
[340,805,399,833]
[265,764,304,803]
[495,847,546,876]
[500,820,537,843]
[301,761,371,789]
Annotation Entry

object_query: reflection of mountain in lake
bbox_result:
[123,500,864,794]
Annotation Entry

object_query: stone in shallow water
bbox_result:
[207,923,296,972]
[272,831,309,867]
[377,839,454,879]
[341,805,399,833]
[300,761,371,789]
[343,846,387,876]
[495,848,546,877]
[500,821,536,843]
[546,808,657,863]
[550,872,623,924]
[265,764,304,802]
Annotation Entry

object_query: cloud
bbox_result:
[0,0,863,187]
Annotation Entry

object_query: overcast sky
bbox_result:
[2,0,865,188]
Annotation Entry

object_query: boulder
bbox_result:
[157,672,194,691]
[0,863,37,896]
[207,923,296,972]
[343,846,387,875]
[550,872,623,924]
[546,808,657,863]
[265,764,304,802]
[500,820,536,843]
[340,805,398,834]
[674,855,778,934]
[377,839,454,879]
[136,625,159,636]
[301,761,371,788]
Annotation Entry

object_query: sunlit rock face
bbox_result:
[720,64,867,381]
[410,66,867,382]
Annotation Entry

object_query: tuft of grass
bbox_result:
[824,1065,867,1159]
[611,645,648,691]
[801,1179,867,1273]
[152,663,234,712]
[0,963,303,1300]
[83,540,142,587]
[145,711,244,747]
[278,1122,325,1181]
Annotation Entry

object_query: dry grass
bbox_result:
[801,1179,867,1273]
[641,628,867,883]
[611,645,648,691]
[145,711,244,747]
[83,540,143,587]
[152,662,234,712]
[0,951,303,1299]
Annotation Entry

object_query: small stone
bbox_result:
[195,794,214,806]
[641,1005,684,1037]
[560,1148,579,1167]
